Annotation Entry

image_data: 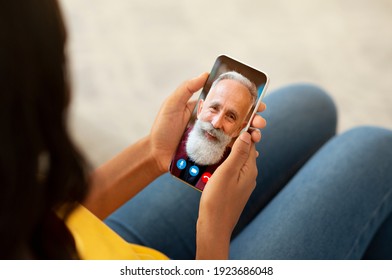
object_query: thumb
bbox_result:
[173,72,209,105]
[223,132,252,172]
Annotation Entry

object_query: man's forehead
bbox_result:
[206,79,252,105]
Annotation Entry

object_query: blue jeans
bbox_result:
[105,84,392,259]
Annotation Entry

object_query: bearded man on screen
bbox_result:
[170,71,257,191]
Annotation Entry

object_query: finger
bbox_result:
[257,102,267,113]
[223,132,252,172]
[251,114,267,129]
[173,72,209,105]
[248,144,259,177]
[250,128,262,143]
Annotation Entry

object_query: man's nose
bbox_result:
[211,113,224,129]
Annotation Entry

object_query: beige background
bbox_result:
[60,0,392,167]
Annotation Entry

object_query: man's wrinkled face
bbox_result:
[185,79,253,165]
[197,79,253,139]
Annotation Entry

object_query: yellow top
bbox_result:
[64,204,169,260]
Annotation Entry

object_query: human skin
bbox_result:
[196,79,254,141]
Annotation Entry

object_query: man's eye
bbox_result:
[227,114,236,122]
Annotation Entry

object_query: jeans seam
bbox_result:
[344,186,392,259]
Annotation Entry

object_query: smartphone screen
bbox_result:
[169,55,269,191]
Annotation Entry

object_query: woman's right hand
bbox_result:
[196,130,260,259]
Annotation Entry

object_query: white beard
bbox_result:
[186,120,232,165]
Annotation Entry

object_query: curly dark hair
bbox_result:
[0,0,90,259]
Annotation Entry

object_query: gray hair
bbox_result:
[210,71,258,105]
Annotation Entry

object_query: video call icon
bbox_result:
[189,165,199,177]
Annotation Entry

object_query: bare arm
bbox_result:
[196,131,260,259]
[82,136,161,220]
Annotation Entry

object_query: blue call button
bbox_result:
[176,159,187,170]
[189,165,199,177]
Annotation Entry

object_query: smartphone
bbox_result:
[169,55,269,191]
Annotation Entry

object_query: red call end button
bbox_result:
[201,172,212,183]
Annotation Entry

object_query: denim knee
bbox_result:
[265,83,338,131]
[340,126,392,154]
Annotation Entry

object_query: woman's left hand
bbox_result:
[150,73,209,173]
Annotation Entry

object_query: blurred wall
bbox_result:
[60,0,392,166]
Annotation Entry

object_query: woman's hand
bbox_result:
[85,74,208,219]
[196,102,266,259]
[150,73,209,173]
